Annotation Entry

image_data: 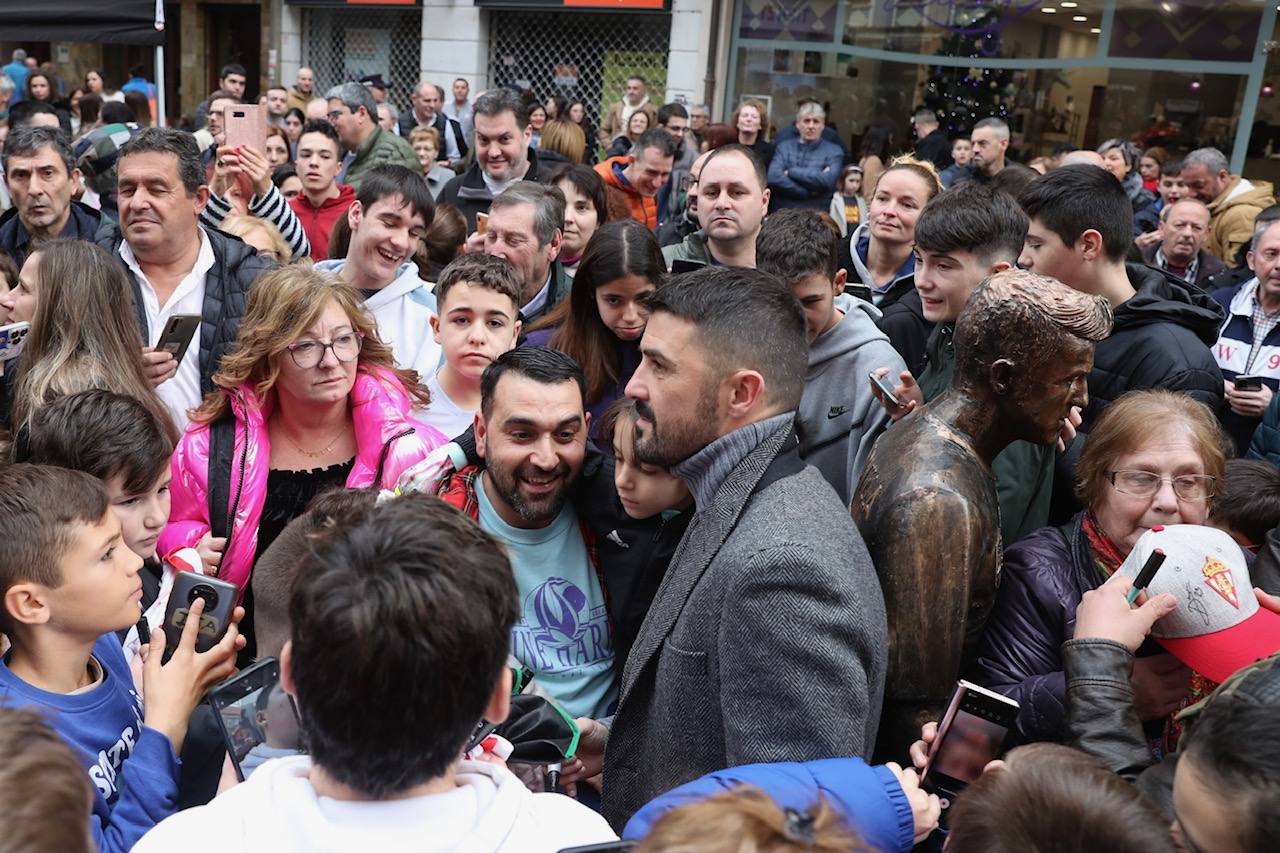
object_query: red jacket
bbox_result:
[289,183,356,260]
[594,156,658,230]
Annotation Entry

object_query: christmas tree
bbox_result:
[919,11,1013,135]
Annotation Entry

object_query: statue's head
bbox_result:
[953,269,1113,446]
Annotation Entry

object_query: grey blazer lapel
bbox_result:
[618,423,793,703]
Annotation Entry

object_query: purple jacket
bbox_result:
[160,366,447,595]
[966,512,1097,743]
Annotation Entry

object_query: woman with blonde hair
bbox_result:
[0,239,175,443]
[731,98,773,166]
[160,266,448,616]
[408,125,455,199]
[538,118,587,166]
[220,214,292,264]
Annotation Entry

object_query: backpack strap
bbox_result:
[207,410,236,539]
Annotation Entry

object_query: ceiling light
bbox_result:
[1090,27,1102,34]
[1061,1,1078,6]
[1042,7,1057,12]
[1073,15,1087,21]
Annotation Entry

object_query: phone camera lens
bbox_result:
[189,583,219,609]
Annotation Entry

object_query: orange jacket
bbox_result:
[594,156,658,230]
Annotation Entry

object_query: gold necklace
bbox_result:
[283,425,350,459]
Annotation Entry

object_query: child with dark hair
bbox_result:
[594,397,692,671]
[526,218,667,438]
[0,464,243,853]
[1210,459,1280,552]
[21,389,198,667]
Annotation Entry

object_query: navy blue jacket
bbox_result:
[767,136,845,210]
[623,757,916,852]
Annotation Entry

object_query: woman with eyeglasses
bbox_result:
[969,389,1227,747]
[160,266,447,653]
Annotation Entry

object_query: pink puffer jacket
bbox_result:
[159,366,447,595]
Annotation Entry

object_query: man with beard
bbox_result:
[851,270,1112,763]
[566,267,889,831]
[440,88,543,232]
[430,347,616,722]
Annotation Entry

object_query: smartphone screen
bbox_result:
[929,705,1010,784]
[210,661,305,781]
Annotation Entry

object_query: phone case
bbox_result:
[161,572,238,661]
[224,105,269,153]
[0,321,31,363]
[157,314,201,363]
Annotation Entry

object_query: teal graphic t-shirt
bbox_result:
[476,477,617,718]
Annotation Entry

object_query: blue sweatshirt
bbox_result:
[0,634,181,852]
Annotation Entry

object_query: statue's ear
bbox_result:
[989,358,1015,395]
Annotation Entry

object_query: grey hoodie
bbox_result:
[798,297,907,505]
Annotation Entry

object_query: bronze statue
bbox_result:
[850,269,1113,762]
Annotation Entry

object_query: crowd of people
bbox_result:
[2,50,1280,853]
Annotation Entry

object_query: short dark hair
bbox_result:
[354,165,435,229]
[647,267,809,410]
[297,118,340,156]
[219,63,247,81]
[0,465,109,634]
[1,125,73,176]
[6,100,60,131]
[1160,158,1183,178]
[1210,459,1280,545]
[480,346,587,421]
[635,128,678,160]
[436,253,523,313]
[119,126,205,194]
[756,208,839,283]
[1019,164,1132,262]
[627,75,647,86]
[915,182,1028,265]
[0,708,94,853]
[100,101,134,125]
[657,102,689,126]
[271,163,298,189]
[473,88,529,131]
[698,142,767,190]
[542,163,609,229]
[1182,698,1280,853]
[267,84,288,95]
[22,390,174,495]
[288,492,520,797]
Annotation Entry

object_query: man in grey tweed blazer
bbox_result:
[583,267,888,830]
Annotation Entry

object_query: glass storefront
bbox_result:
[727,0,1280,178]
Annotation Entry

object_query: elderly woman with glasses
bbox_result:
[160,266,448,629]
[969,389,1227,746]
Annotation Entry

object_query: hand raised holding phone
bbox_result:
[870,368,923,421]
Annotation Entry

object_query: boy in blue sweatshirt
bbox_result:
[0,464,244,853]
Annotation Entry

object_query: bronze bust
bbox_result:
[851,270,1113,761]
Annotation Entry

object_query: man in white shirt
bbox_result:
[314,164,442,376]
[98,127,274,430]
[442,77,474,141]
[134,493,617,853]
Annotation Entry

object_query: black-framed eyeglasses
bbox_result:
[286,331,364,369]
[1107,469,1216,501]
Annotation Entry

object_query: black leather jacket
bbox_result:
[1062,639,1177,815]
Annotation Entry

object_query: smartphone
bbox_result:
[160,572,239,663]
[475,211,489,236]
[869,370,903,407]
[1234,374,1265,391]
[923,680,1019,817]
[844,282,874,302]
[224,104,268,152]
[155,314,201,364]
[208,657,305,782]
[0,321,31,363]
[670,258,706,275]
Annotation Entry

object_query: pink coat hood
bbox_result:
[159,366,447,594]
